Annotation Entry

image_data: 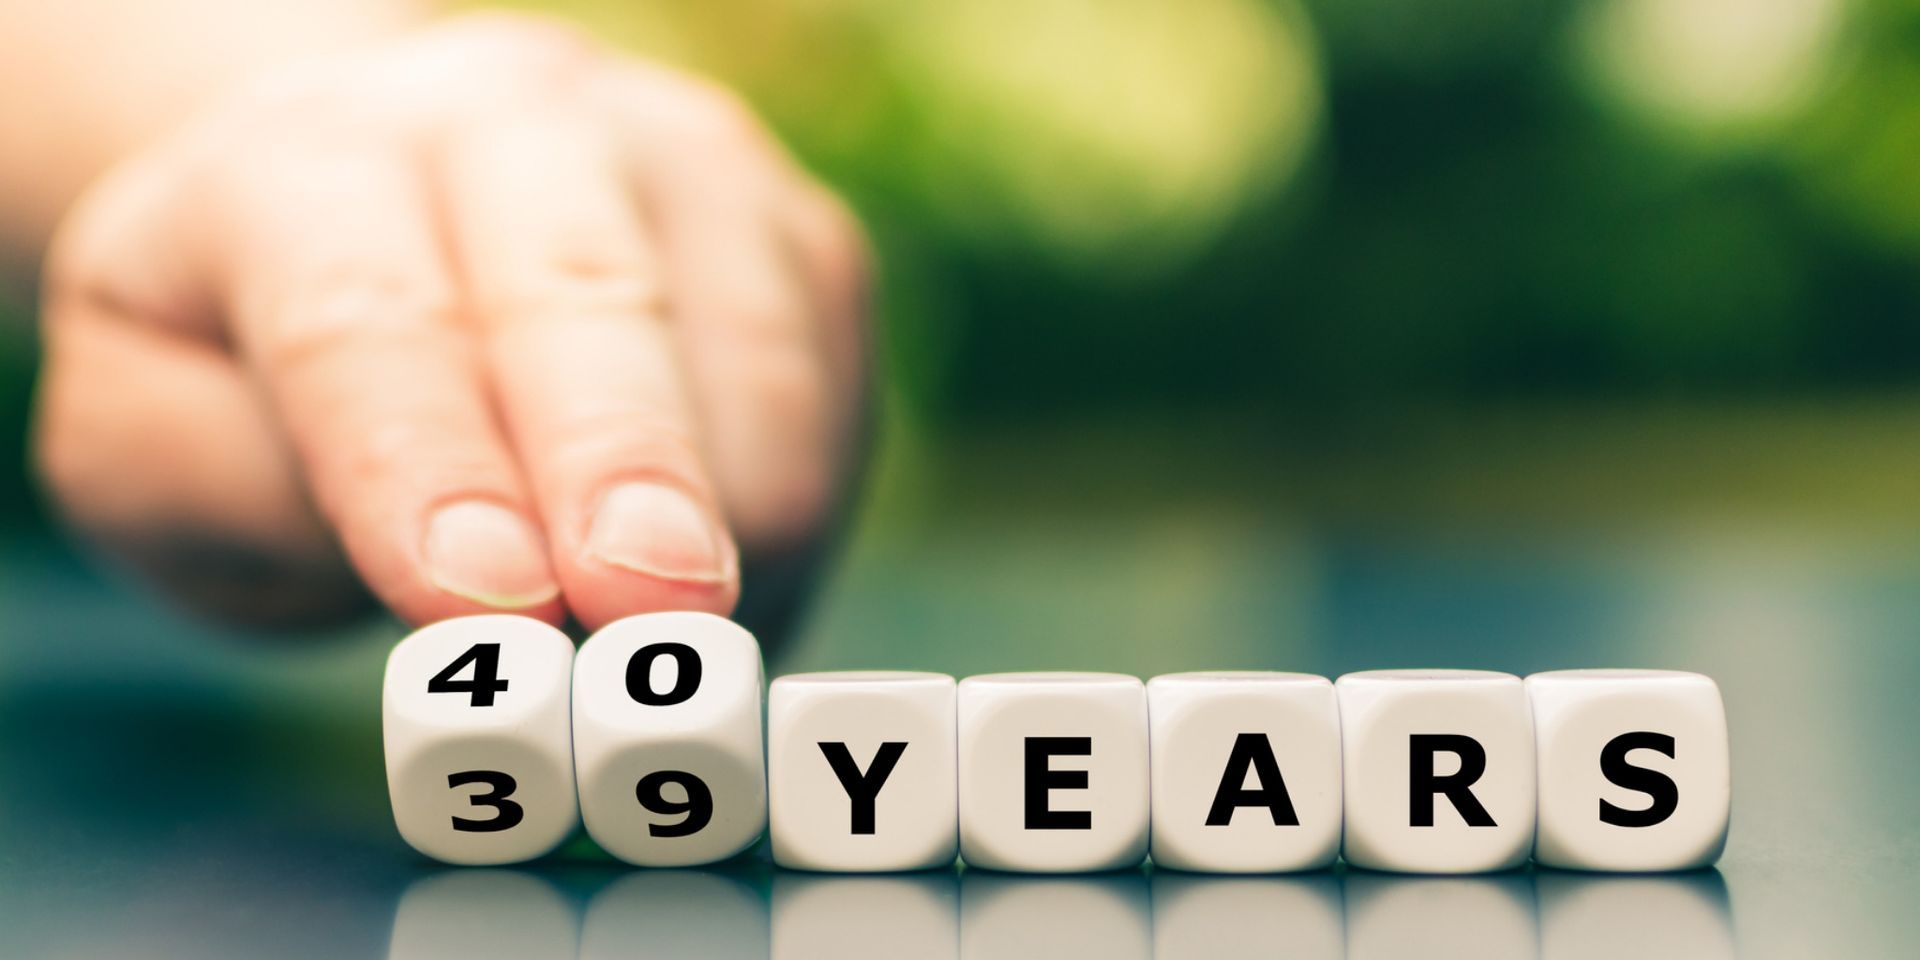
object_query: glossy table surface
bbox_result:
[4,409,1920,958]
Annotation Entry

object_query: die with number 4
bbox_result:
[383,615,578,865]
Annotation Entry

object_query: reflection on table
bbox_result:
[383,863,1734,960]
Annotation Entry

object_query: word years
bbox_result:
[383,613,1730,874]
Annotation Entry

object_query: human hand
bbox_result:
[33,14,869,631]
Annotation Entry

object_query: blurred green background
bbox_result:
[7,0,1920,667]
[509,0,1920,421]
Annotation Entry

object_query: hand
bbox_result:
[33,14,869,632]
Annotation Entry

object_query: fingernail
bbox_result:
[586,482,734,583]
[423,500,561,608]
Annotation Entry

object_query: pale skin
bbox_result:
[2,3,870,633]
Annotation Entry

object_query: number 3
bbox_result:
[448,770,525,833]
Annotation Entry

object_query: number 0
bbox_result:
[625,642,702,706]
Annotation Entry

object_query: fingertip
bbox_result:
[565,576,739,634]
[422,498,561,603]
[384,498,570,628]
[391,589,570,631]
[580,481,736,584]
[560,480,741,630]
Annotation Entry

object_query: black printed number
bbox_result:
[636,771,714,837]
[625,642,702,706]
[448,770,525,833]
[428,643,510,707]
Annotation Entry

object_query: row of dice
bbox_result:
[385,612,1730,873]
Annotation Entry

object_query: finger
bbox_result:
[601,72,853,553]
[433,108,738,629]
[36,296,371,625]
[777,181,872,399]
[36,150,367,626]
[209,134,564,626]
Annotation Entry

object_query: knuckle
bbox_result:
[43,224,117,317]
[485,268,666,330]
[332,417,499,492]
[43,157,181,315]
[43,197,220,346]
[492,239,666,320]
[256,265,462,378]
[543,410,707,482]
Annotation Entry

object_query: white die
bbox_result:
[383,615,577,865]
[1151,873,1343,960]
[1147,672,1342,872]
[573,612,766,866]
[1336,669,1536,873]
[958,673,1150,873]
[1527,669,1730,871]
[768,671,958,872]
[773,873,959,960]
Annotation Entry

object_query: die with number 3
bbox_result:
[383,616,579,864]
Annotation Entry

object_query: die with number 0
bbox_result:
[573,611,767,866]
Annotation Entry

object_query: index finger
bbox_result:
[434,107,740,629]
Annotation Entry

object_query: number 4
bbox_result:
[428,643,511,707]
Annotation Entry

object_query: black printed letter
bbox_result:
[1205,733,1300,826]
[1025,737,1092,830]
[819,741,909,834]
[1598,731,1680,827]
[1409,734,1496,827]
